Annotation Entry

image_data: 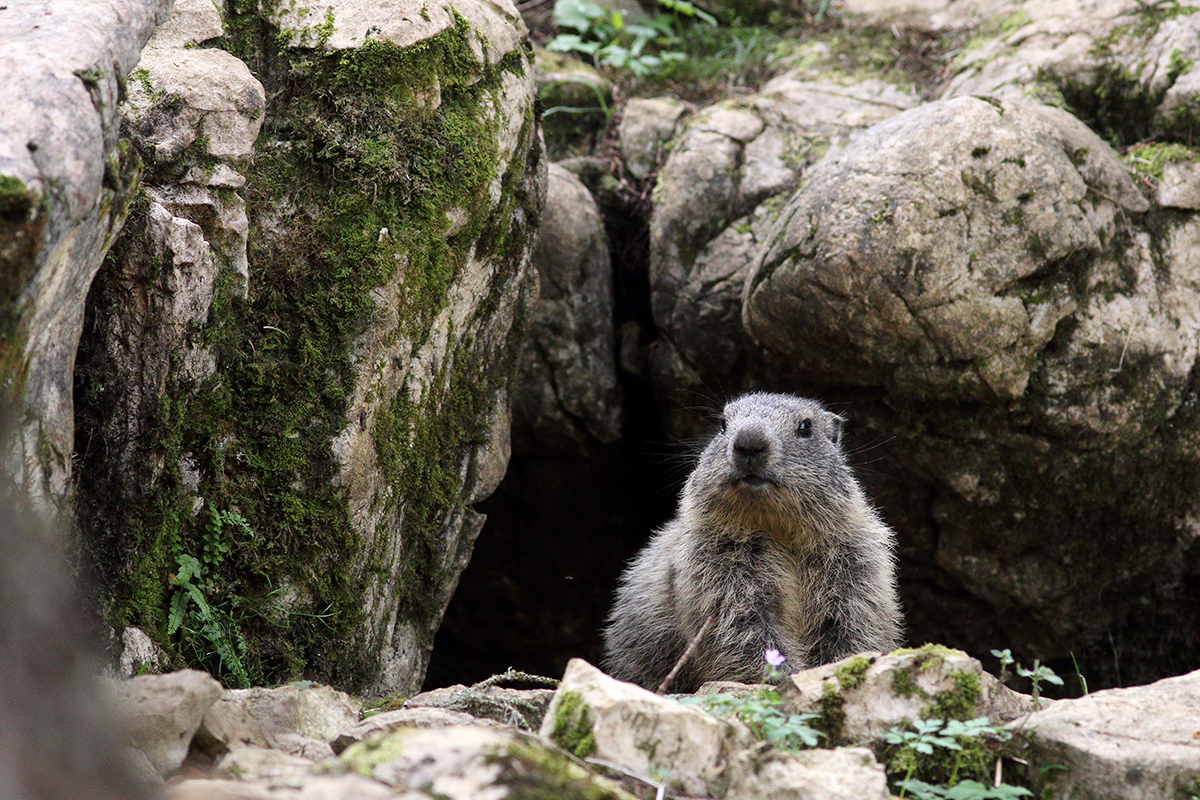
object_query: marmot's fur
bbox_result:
[602,393,901,691]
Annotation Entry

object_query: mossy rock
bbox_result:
[78,0,544,694]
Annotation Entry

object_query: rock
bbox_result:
[1018,668,1200,799]
[193,693,271,758]
[107,669,224,777]
[737,92,1200,684]
[76,0,545,697]
[405,681,558,730]
[0,0,172,511]
[513,163,621,454]
[116,626,166,678]
[170,779,273,800]
[944,0,1200,142]
[647,74,916,425]
[1158,158,1200,210]
[541,658,755,796]
[224,684,362,746]
[776,648,1030,746]
[619,97,689,180]
[269,0,524,62]
[331,707,505,754]
[340,724,636,799]
[212,746,316,785]
[744,95,1146,401]
[726,746,891,800]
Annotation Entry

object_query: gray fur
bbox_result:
[602,393,901,692]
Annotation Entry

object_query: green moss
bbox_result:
[549,691,598,758]
[340,729,416,775]
[814,679,847,745]
[834,655,871,691]
[926,669,982,721]
[887,647,983,721]
[1124,142,1199,182]
[0,175,34,216]
[494,739,636,800]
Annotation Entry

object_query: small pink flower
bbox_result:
[764,648,786,667]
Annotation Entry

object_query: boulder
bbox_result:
[541,657,756,796]
[0,0,172,511]
[513,163,621,454]
[218,684,361,751]
[1018,668,1200,800]
[945,0,1200,144]
[405,680,558,730]
[106,669,225,777]
[776,648,1030,746]
[647,73,916,429]
[340,725,637,799]
[619,97,689,181]
[331,707,506,754]
[744,95,1149,402]
[74,0,545,696]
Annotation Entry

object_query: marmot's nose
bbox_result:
[732,427,770,469]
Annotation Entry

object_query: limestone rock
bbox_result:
[194,692,271,758]
[1018,668,1200,799]
[331,707,505,754]
[270,0,525,64]
[744,95,1147,401]
[513,163,621,454]
[116,626,167,678]
[619,97,688,180]
[340,724,637,799]
[647,73,916,421]
[1158,158,1200,210]
[726,746,891,800]
[0,0,172,511]
[78,0,545,698]
[736,92,1200,683]
[107,669,225,776]
[212,746,317,785]
[405,681,557,730]
[777,649,1030,746]
[541,658,755,796]
[945,0,1200,142]
[224,684,362,746]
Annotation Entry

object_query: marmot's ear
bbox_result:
[828,413,847,446]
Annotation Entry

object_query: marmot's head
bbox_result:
[682,393,855,544]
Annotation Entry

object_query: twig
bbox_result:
[657,615,714,694]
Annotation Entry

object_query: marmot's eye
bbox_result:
[719,416,727,433]
[797,418,812,438]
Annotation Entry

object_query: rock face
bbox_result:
[0,0,172,511]
[512,163,621,454]
[70,0,544,695]
[740,92,1200,682]
[1018,669,1200,799]
[647,73,917,430]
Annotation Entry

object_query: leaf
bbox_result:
[554,0,607,32]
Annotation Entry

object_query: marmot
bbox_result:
[602,393,901,692]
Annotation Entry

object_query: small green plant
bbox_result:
[884,717,1030,799]
[680,649,821,749]
[1016,659,1063,702]
[167,508,255,688]
[991,649,1065,701]
[546,0,716,76]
